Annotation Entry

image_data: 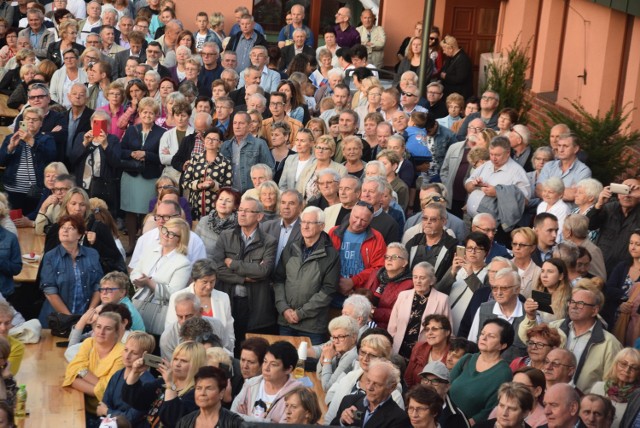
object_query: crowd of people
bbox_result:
[0,1,638,427]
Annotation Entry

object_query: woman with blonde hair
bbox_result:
[296,135,346,201]
[510,227,541,298]
[395,37,433,85]
[440,35,473,98]
[591,347,640,428]
[124,341,207,427]
[258,180,281,222]
[355,83,383,132]
[130,218,192,333]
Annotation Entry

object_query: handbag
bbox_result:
[48,312,81,338]
[132,281,171,335]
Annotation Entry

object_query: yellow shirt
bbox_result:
[63,337,124,401]
[8,335,24,376]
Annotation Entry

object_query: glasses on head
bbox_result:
[355,200,374,212]
[154,214,178,222]
[98,287,123,293]
[384,254,405,261]
[160,226,180,239]
[544,359,574,369]
[568,299,597,309]
[358,350,381,360]
[527,340,551,350]
[331,334,351,342]
[617,360,640,372]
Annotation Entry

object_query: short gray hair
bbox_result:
[251,163,273,179]
[191,259,217,280]
[174,292,201,313]
[343,295,372,324]
[490,256,517,271]
[317,168,341,183]
[543,177,565,194]
[576,178,603,202]
[243,196,264,213]
[301,206,325,224]
[281,189,303,206]
[564,214,589,240]
[363,176,386,194]
[387,242,408,260]
[472,212,496,228]
[328,315,359,337]
[494,267,521,288]
[413,262,436,283]
[364,161,386,177]
[554,241,580,269]
[368,359,401,388]
[511,124,530,146]
[423,202,447,220]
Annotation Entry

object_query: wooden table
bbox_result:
[245,333,327,415]
[14,227,45,283]
[15,330,85,428]
[0,93,19,120]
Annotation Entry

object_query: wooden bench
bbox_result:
[15,329,85,428]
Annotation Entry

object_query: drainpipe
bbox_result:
[418,0,435,98]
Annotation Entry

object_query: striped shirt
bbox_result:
[4,142,35,193]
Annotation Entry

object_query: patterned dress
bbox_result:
[182,152,233,220]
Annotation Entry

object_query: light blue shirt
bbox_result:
[340,230,365,278]
[537,158,592,188]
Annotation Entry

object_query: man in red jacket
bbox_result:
[329,201,387,298]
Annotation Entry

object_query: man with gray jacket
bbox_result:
[273,206,340,344]
[212,197,278,354]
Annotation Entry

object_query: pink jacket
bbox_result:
[387,288,452,354]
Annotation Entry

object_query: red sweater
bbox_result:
[364,273,413,329]
[405,342,450,387]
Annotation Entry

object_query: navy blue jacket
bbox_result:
[0,133,56,190]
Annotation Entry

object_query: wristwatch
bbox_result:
[78,368,89,378]
[323,358,332,364]
[169,383,178,391]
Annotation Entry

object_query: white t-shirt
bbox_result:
[252,380,278,418]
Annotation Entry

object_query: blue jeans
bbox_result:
[279,325,326,345]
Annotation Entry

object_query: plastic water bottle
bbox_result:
[15,384,27,418]
[293,342,307,379]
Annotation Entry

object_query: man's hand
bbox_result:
[340,406,359,425]
[338,277,354,295]
[283,309,299,324]
[482,184,497,197]
[224,258,233,268]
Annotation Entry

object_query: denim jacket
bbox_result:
[220,134,274,193]
[0,227,22,297]
[38,244,103,326]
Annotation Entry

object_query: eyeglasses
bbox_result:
[85,56,99,62]
[204,136,221,143]
[98,287,123,293]
[543,359,574,369]
[420,377,449,385]
[490,286,515,293]
[468,126,484,132]
[384,254,405,261]
[160,226,180,239]
[28,94,47,101]
[300,220,322,226]
[481,95,497,101]
[527,341,551,350]
[568,299,597,309]
[427,91,442,95]
[422,326,445,332]
[314,146,331,151]
[331,334,351,342]
[356,200,374,212]
[201,52,218,56]
[474,226,497,234]
[154,214,178,222]
[421,216,442,223]
[512,242,533,248]
[52,186,70,193]
[358,350,382,360]
[465,246,484,253]
[617,360,640,372]
[237,208,259,214]
[157,184,177,190]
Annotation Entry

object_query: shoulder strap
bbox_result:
[433,245,449,272]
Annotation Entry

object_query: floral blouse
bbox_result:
[182,152,233,220]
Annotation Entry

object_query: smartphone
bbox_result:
[19,121,27,132]
[143,353,163,369]
[354,410,364,422]
[610,183,631,195]
[456,245,466,259]
[92,118,107,137]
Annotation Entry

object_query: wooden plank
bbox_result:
[14,227,45,283]
[15,330,86,428]
[0,93,20,119]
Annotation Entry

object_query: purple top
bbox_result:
[334,24,361,49]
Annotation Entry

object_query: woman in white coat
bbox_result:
[158,100,193,183]
[165,259,235,350]
[49,48,88,108]
[130,218,192,334]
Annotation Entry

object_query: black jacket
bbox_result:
[406,231,458,281]
[61,107,94,165]
[68,134,121,186]
[225,31,268,53]
[170,132,197,173]
[441,48,473,99]
[120,123,166,179]
[122,378,197,428]
[279,44,315,71]
[114,48,147,78]
[330,393,410,428]
[176,408,243,428]
[46,41,85,68]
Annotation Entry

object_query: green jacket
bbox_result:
[273,232,340,334]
